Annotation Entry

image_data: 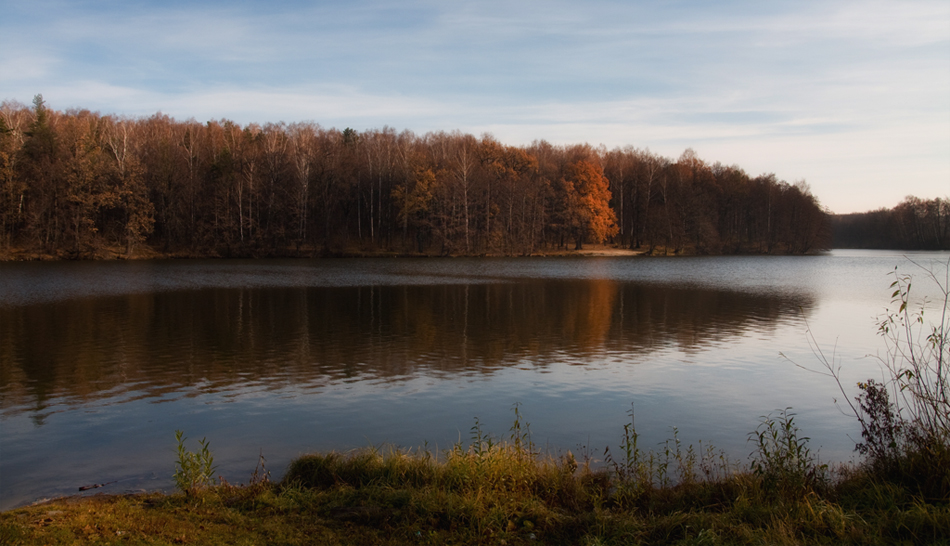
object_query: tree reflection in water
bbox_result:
[0,279,811,418]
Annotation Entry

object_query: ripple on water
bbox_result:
[2,251,948,510]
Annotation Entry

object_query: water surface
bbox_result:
[2,250,947,509]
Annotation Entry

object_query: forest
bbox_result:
[831,196,949,250]
[0,96,831,259]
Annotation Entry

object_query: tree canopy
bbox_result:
[0,98,833,258]
[831,196,949,250]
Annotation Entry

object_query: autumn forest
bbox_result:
[0,96,852,259]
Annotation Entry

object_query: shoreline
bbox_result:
[0,243,848,261]
[3,438,947,545]
[0,244,648,261]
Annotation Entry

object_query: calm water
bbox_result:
[1,250,948,509]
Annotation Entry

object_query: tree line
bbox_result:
[831,196,949,250]
[0,96,830,258]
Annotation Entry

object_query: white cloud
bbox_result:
[0,53,56,83]
[1,0,947,213]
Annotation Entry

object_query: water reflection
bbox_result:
[1,279,811,421]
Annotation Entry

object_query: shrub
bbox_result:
[860,262,949,500]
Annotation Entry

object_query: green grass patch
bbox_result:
[3,425,948,546]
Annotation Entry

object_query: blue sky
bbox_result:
[2,0,948,214]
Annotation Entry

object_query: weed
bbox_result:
[854,379,903,465]
[749,408,827,495]
[467,417,495,457]
[509,402,536,457]
[173,429,217,495]
[249,449,271,485]
[604,404,643,483]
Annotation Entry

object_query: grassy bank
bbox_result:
[2,410,948,546]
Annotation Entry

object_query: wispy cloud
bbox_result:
[1,0,947,213]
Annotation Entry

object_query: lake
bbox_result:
[2,250,948,510]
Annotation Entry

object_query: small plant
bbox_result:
[664,427,698,486]
[749,408,826,495]
[509,402,535,457]
[853,378,903,464]
[249,449,271,486]
[468,417,495,457]
[605,404,640,481]
[173,430,217,495]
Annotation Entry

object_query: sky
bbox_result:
[2,0,948,214]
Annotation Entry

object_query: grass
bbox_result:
[2,411,948,546]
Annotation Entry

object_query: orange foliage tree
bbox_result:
[560,160,618,249]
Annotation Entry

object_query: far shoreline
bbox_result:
[0,243,647,261]
[0,243,850,262]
